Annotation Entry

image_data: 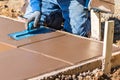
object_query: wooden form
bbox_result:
[90,10,102,40]
[90,0,115,73]
[90,0,115,40]
[31,50,120,80]
[90,0,114,13]
[102,21,114,74]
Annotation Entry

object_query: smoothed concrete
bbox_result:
[21,35,120,65]
[0,48,70,80]
[0,16,65,48]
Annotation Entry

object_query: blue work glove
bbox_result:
[25,11,41,30]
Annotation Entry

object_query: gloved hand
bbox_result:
[25,11,41,30]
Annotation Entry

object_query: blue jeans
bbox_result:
[24,0,90,36]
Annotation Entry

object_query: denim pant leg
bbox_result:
[58,0,90,36]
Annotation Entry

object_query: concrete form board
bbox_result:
[90,0,114,13]
[21,35,119,65]
[102,0,114,3]
[0,48,70,80]
[0,17,65,47]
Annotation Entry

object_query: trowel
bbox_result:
[84,0,90,9]
[8,21,53,40]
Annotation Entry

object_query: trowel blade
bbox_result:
[8,26,53,40]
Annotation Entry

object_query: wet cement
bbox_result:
[0,48,70,80]
[0,17,65,48]
[21,35,120,65]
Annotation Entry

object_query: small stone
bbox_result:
[85,75,92,80]
[55,78,60,80]
[92,68,99,74]
[77,75,83,80]
[61,75,65,79]
[95,71,103,78]
[82,72,86,77]
[72,74,76,79]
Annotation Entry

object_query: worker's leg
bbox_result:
[58,0,90,36]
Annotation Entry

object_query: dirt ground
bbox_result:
[1,0,120,80]
[0,0,24,18]
[42,66,120,80]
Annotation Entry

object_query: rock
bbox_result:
[7,0,25,11]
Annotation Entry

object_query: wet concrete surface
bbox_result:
[0,48,70,80]
[0,17,65,48]
[0,17,25,36]
[0,16,120,79]
[0,42,14,53]
[21,35,120,65]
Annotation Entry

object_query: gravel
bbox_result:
[40,66,120,80]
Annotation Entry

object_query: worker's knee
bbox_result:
[72,18,91,36]
[63,13,91,37]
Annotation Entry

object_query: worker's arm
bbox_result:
[26,0,41,30]
[30,0,41,12]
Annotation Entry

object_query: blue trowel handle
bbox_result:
[27,21,34,31]
[27,21,41,32]
[84,0,90,9]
